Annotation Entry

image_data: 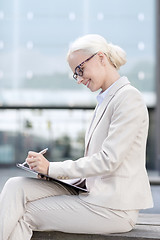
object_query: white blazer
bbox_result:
[49,76,153,210]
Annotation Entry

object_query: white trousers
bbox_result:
[0,177,138,240]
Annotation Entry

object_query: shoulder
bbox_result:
[115,81,145,104]
[111,82,148,117]
[109,76,144,103]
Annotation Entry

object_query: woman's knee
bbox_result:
[3,177,33,196]
[0,177,25,202]
[3,177,23,191]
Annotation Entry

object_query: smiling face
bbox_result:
[68,50,120,92]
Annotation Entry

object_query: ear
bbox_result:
[97,52,106,66]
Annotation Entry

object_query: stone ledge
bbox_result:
[149,176,160,185]
[31,214,160,240]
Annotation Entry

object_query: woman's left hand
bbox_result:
[25,151,50,175]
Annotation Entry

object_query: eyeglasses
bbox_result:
[73,53,97,80]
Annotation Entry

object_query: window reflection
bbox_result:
[0,0,155,106]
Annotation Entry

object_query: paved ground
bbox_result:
[0,167,160,214]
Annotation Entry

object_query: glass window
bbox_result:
[0,0,156,107]
[0,109,92,164]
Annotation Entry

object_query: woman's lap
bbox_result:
[0,177,138,238]
[24,194,136,234]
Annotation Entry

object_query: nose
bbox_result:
[77,76,84,84]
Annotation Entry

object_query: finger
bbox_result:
[28,158,40,169]
[26,152,38,159]
[32,166,43,173]
[37,174,46,179]
[28,151,40,158]
[29,162,37,170]
[39,174,47,180]
[26,157,37,165]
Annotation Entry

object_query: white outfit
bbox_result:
[0,177,138,240]
[0,77,153,240]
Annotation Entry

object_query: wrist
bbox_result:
[47,162,50,175]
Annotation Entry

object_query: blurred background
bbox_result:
[0,0,159,213]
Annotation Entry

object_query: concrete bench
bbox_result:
[31,213,160,240]
[149,176,160,186]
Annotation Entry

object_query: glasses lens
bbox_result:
[73,73,78,80]
[76,66,83,75]
[73,66,83,80]
[78,70,83,76]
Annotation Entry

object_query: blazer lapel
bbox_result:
[85,77,130,154]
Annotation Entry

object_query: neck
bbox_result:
[102,69,120,91]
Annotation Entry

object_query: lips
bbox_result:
[85,79,91,88]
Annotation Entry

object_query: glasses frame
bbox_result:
[73,53,97,80]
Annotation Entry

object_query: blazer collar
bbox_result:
[85,76,130,152]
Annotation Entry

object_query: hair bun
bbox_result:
[107,43,127,69]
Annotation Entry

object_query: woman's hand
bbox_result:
[26,151,50,175]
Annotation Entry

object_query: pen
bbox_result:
[21,148,48,166]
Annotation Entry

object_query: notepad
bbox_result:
[16,163,88,193]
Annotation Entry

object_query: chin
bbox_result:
[89,86,100,92]
[88,87,95,92]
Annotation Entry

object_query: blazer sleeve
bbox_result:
[48,87,149,180]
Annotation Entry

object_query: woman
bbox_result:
[0,34,153,240]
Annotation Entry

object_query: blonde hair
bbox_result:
[67,34,127,70]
